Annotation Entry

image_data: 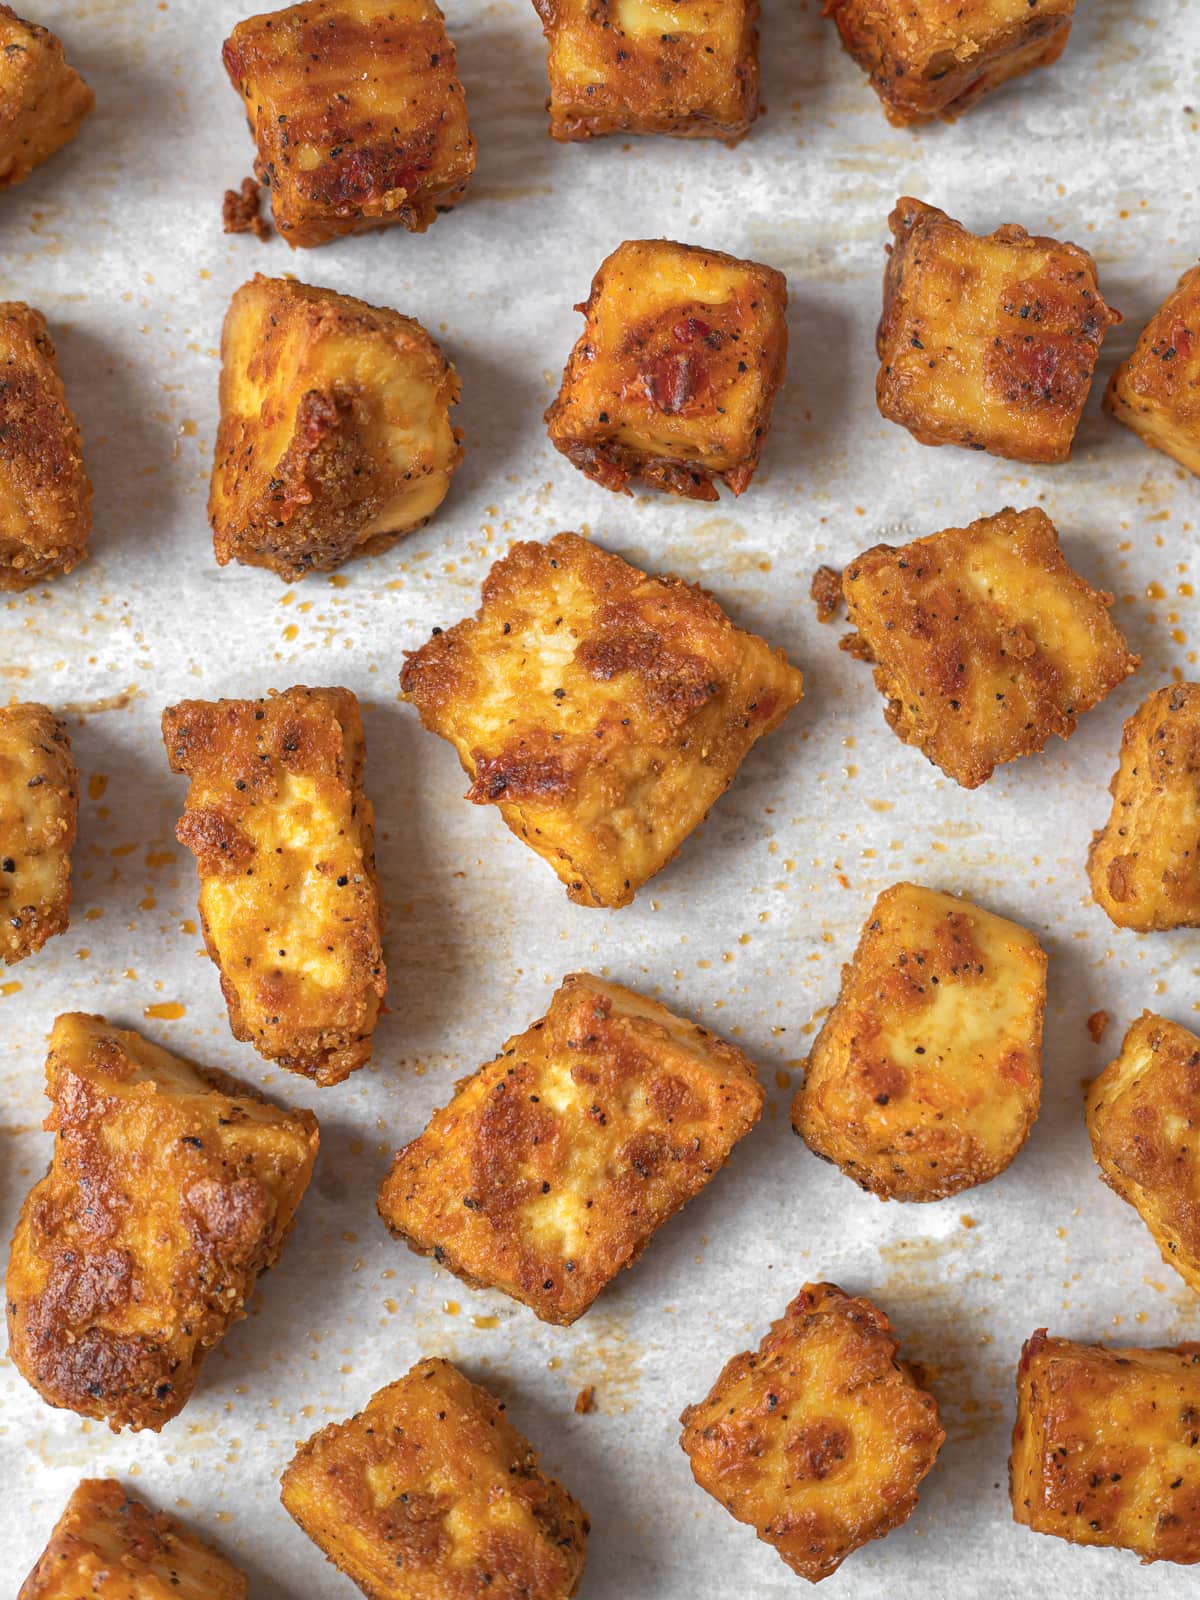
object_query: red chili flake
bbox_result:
[672,316,712,344]
[644,352,703,414]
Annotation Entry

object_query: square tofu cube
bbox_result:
[162,687,385,1085]
[531,0,760,144]
[280,1358,589,1600]
[680,1282,944,1583]
[877,198,1118,463]
[378,973,764,1324]
[5,1014,318,1432]
[19,1479,247,1600]
[222,0,476,249]
[0,8,93,190]
[0,303,92,588]
[1106,261,1200,476]
[792,882,1046,1202]
[1011,1331,1200,1564]
[545,240,788,501]
[842,506,1138,789]
[0,702,76,963]
[210,275,462,581]
[399,532,803,908]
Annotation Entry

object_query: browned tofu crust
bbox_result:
[1011,1330,1200,1564]
[400,532,803,908]
[842,506,1138,789]
[0,7,93,190]
[1106,261,1200,476]
[680,1282,944,1583]
[280,1358,589,1600]
[5,1014,318,1432]
[877,197,1119,463]
[222,0,476,249]
[0,702,76,963]
[379,973,764,1325]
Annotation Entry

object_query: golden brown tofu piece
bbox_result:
[209,275,462,581]
[793,882,1046,1202]
[680,1282,944,1584]
[379,972,764,1325]
[1106,261,1200,476]
[545,239,788,501]
[0,7,93,190]
[877,197,1119,463]
[0,302,92,589]
[162,687,385,1085]
[842,506,1138,789]
[5,1014,318,1432]
[222,0,475,250]
[280,1358,589,1600]
[532,0,759,144]
[19,1479,247,1600]
[0,702,76,963]
[1011,1330,1200,1565]
[400,532,803,908]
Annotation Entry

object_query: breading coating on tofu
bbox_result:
[0,302,92,589]
[0,702,76,963]
[792,882,1046,1202]
[877,197,1119,463]
[841,506,1138,789]
[19,1479,248,1600]
[378,973,764,1325]
[162,687,385,1085]
[209,275,462,581]
[280,1358,589,1600]
[679,1282,944,1584]
[399,532,803,908]
[0,7,93,190]
[545,239,788,501]
[1011,1330,1200,1565]
[531,0,760,145]
[1106,261,1200,476]
[5,1014,318,1432]
[222,0,476,249]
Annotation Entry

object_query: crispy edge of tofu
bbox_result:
[0,701,76,963]
[0,6,94,190]
[1105,261,1200,476]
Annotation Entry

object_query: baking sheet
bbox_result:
[2,0,1199,1593]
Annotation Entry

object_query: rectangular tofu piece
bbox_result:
[162,687,385,1084]
[210,275,462,581]
[842,506,1137,788]
[222,0,476,248]
[280,1358,589,1600]
[1011,1331,1200,1564]
[0,7,93,190]
[0,702,76,963]
[680,1282,944,1583]
[1106,261,1200,475]
[877,197,1119,463]
[5,1014,318,1432]
[399,532,803,907]
[545,240,788,500]
[378,973,764,1324]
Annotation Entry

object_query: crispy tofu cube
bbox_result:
[162,687,385,1085]
[280,1358,589,1600]
[5,1013,318,1432]
[1106,261,1200,476]
[531,0,760,144]
[679,1282,944,1583]
[222,0,476,249]
[545,239,788,501]
[842,506,1138,789]
[877,198,1119,463]
[1011,1330,1200,1565]
[0,303,92,589]
[792,882,1046,1202]
[209,275,462,581]
[399,532,803,908]
[0,8,93,191]
[0,702,76,963]
[379,972,764,1324]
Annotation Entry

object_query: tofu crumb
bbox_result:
[1087,1009,1110,1044]
[574,1385,595,1415]
[222,176,270,240]
[810,565,843,623]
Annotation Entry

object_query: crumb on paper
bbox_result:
[222,177,269,240]
[574,1385,595,1415]
[810,565,843,623]
[1087,1009,1110,1044]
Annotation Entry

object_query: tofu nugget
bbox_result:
[5,1013,318,1432]
[877,197,1119,463]
[680,1282,944,1583]
[379,973,764,1325]
[842,506,1137,789]
[0,7,93,190]
[280,1358,589,1600]
[1106,261,1200,476]
[163,687,385,1084]
[792,883,1046,1202]
[1011,1330,1200,1564]
[399,532,803,908]
[0,702,76,963]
